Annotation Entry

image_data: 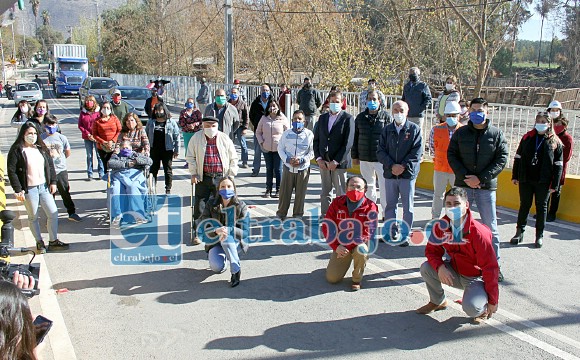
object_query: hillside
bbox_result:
[13,0,127,37]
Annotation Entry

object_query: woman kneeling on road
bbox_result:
[197,177,249,287]
[7,121,68,253]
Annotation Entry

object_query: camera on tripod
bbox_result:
[0,210,40,298]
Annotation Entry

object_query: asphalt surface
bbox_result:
[1,71,580,360]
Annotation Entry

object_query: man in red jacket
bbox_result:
[416,187,499,323]
[323,176,378,291]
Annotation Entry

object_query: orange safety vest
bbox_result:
[433,123,462,173]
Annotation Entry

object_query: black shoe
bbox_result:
[36,241,47,254]
[535,235,544,248]
[272,189,279,198]
[240,163,249,168]
[230,270,241,287]
[498,269,504,282]
[398,240,410,247]
[262,189,271,198]
[49,239,69,251]
[165,189,171,195]
[510,229,524,245]
[546,214,556,222]
[532,214,537,219]
[251,171,259,177]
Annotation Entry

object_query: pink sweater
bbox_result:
[256,114,289,152]
[78,109,101,140]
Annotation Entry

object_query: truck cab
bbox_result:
[54,58,88,97]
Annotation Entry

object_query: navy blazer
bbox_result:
[313,111,355,169]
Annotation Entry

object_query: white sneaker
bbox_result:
[111,216,122,226]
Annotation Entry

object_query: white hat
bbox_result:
[113,89,121,95]
[547,100,562,110]
[444,101,461,115]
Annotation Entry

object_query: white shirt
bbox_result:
[328,111,341,132]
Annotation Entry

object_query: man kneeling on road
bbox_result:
[416,187,499,323]
[323,176,378,292]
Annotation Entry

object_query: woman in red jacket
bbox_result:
[78,95,104,180]
[547,101,574,222]
[92,100,121,174]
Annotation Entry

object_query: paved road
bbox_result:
[1,75,580,360]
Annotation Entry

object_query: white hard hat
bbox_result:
[547,100,562,110]
[444,101,461,115]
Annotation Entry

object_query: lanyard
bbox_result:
[532,136,545,166]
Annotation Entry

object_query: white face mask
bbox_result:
[204,127,218,138]
[20,105,29,113]
[445,206,465,224]
[102,108,111,116]
[393,113,406,124]
[445,83,455,91]
[549,111,560,119]
[24,134,37,145]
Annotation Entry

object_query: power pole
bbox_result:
[224,0,234,84]
[0,29,5,84]
[95,0,103,76]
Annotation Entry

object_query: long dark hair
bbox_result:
[536,112,562,150]
[122,113,143,132]
[0,281,37,360]
[32,99,51,119]
[13,121,49,153]
[268,99,281,117]
[14,100,34,119]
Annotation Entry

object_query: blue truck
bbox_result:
[48,44,88,98]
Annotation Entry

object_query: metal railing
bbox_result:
[111,73,580,175]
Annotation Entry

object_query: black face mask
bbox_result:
[156,112,165,118]
[409,74,418,82]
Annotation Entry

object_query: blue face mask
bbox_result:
[535,123,549,133]
[45,125,58,135]
[292,121,304,131]
[262,91,270,99]
[185,102,194,109]
[367,100,379,111]
[119,148,133,157]
[446,117,458,127]
[219,189,236,200]
[230,93,239,101]
[469,111,486,125]
[329,102,341,114]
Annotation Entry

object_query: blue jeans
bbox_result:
[234,128,248,164]
[263,150,282,190]
[109,169,147,220]
[466,188,500,261]
[208,236,241,274]
[384,178,416,239]
[23,184,59,243]
[252,134,262,173]
[84,139,104,178]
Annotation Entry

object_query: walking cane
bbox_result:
[190,181,195,244]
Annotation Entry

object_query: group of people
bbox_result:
[4,71,575,328]
[185,69,573,327]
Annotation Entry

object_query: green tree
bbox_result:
[37,25,64,54]
[29,0,40,36]
[535,0,558,67]
[41,9,50,27]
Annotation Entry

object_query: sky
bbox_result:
[518,11,565,41]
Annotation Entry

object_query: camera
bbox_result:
[0,210,40,298]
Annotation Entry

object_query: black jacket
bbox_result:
[376,120,423,179]
[447,120,508,190]
[144,96,171,119]
[313,111,355,169]
[352,109,393,162]
[512,129,563,189]
[7,144,57,194]
[197,195,249,251]
[249,95,274,129]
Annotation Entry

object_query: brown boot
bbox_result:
[472,314,489,325]
[416,300,448,314]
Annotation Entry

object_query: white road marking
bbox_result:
[234,183,580,360]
